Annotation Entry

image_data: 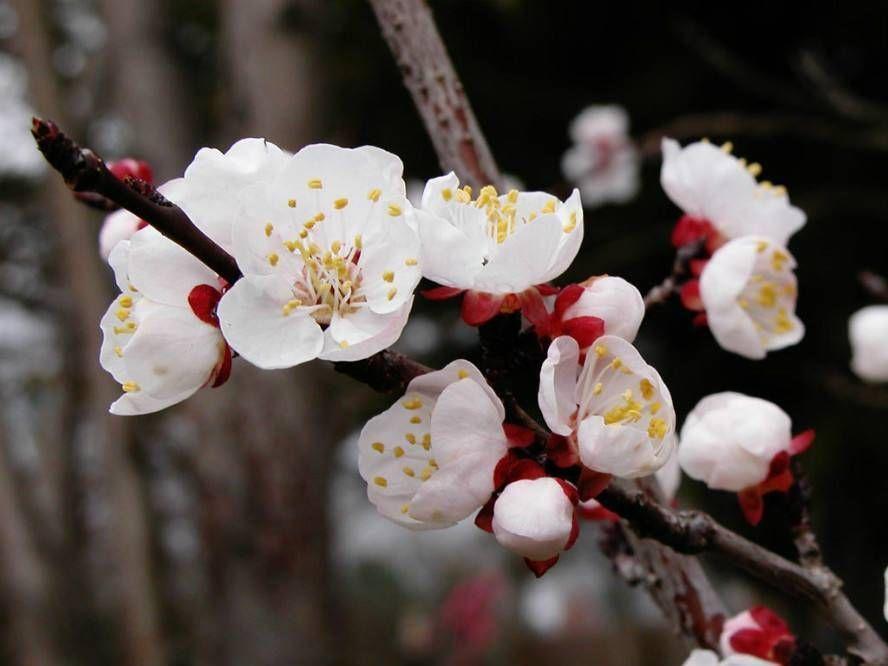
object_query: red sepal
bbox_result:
[505,459,546,484]
[421,285,464,301]
[671,215,713,248]
[108,158,153,184]
[680,280,704,311]
[789,429,815,456]
[689,258,709,277]
[553,284,585,320]
[519,288,550,335]
[474,497,495,533]
[535,283,560,296]
[692,312,709,328]
[546,434,579,468]
[564,515,580,551]
[759,451,794,494]
[493,451,520,490]
[188,284,222,327]
[553,479,579,505]
[730,628,772,660]
[750,605,791,635]
[738,487,764,526]
[579,501,620,522]
[211,344,232,388]
[577,469,612,502]
[524,556,559,578]
[562,316,606,349]
[503,423,535,448]
[461,291,505,326]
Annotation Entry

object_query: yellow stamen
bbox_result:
[122,381,140,393]
[382,270,395,282]
[333,197,348,210]
[404,258,418,266]
[264,223,273,237]
[371,442,384,454]
[268,253,279,266]
[387,204,402,217]
[308,179,323,189]
[373,476,387,487]
[368,188,381,202]
[403,398,423,410]
[393,446,405,458]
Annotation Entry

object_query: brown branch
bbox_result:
[366,0,503,191]
[30,118,242,285]
[332,349,431,394]
[644,238,704,308]
[596,483,888,664]
[788,458,825,570]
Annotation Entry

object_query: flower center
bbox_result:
[737,240,797,339]
[285,238,364,325]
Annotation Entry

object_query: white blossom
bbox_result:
[561,105,639,207]
[682,649,776,666]
[357,360,509,529]
[99,208,144,260]
[551,276,645,345]
[849,305,888,383]
[217,144,421,368]
[661,138,805,246]
[678,392,792,492]
[538,335,676,478]
[414,173,583,297]
[492,477,576,562]
[700,236,803,360]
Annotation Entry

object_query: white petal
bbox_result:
[474,214,564,294]
[407,360,504,421]
[359,219,422,314]
[492,477,574,561]
[654,449,682,502]
[678,392,791,492]
[413,208,484,288]
[110,387,197,416]
[355,146,406,195]
[538,336,580,436]
[107,240,132,292]
[216,277,324,369]
[122,304,223,399]
[681,650,720,666]
[539,188,584,283]
[564,276,644,342]
[128,227,219,307]
[849,306,888,383]
[408,449,502,524]
[320,298,413,362]
[428,378,508,466]
[99,209,142,261]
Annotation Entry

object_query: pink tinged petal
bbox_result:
[122,305,223,399]
[414,208,485,289]
[216,278,324,369]
[128,227,219,307]
[319,298,413,362]
[429,379,508,466]
[107,240,132,292]
[473,214,564,294]
[538,336,580,436]
[492,477,574,561]
[99,209,142,261]
[578,416,672,478]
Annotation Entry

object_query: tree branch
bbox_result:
[30,118,242,285]
[366,0,503,190]
[643,238,704,308]
[595,483,888,663]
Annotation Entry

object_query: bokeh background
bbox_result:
[1,1,887,664]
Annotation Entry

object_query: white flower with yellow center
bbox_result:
[357,360,509,529]
[700,236,803,360]
[538,335,676,478]
[217,144,421,368]
[661,138,806,247]
[413,173,583,324]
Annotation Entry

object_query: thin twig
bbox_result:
[30,118,242,286]
[643,239,704,308]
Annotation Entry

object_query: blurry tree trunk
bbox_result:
[10,1,164,664]
[100,0,193,178]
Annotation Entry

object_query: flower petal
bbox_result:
[320,298,413,362]
[538,336,580,436]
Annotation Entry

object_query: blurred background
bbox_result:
[1,0,888,664]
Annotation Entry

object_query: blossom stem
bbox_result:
[643,238,705,308]
[30,117,243,285]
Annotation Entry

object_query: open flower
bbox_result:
[561,105,639,208]
[492,476,578,575]
[217,144,421,367]
[538,335,676,478]
[357,360,509,529]
[849,305,888,383]
[720,607,795,663]
[683,649,777,666]
[415,173,583,326]
[697,236,803,360]
[678,392,813,525]
[100,231,230,415]
[542,276,644,347]
[661,138,806,249]
[99,138,292,414]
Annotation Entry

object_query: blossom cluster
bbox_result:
[96,131,815,584]
[683,606,796,665]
